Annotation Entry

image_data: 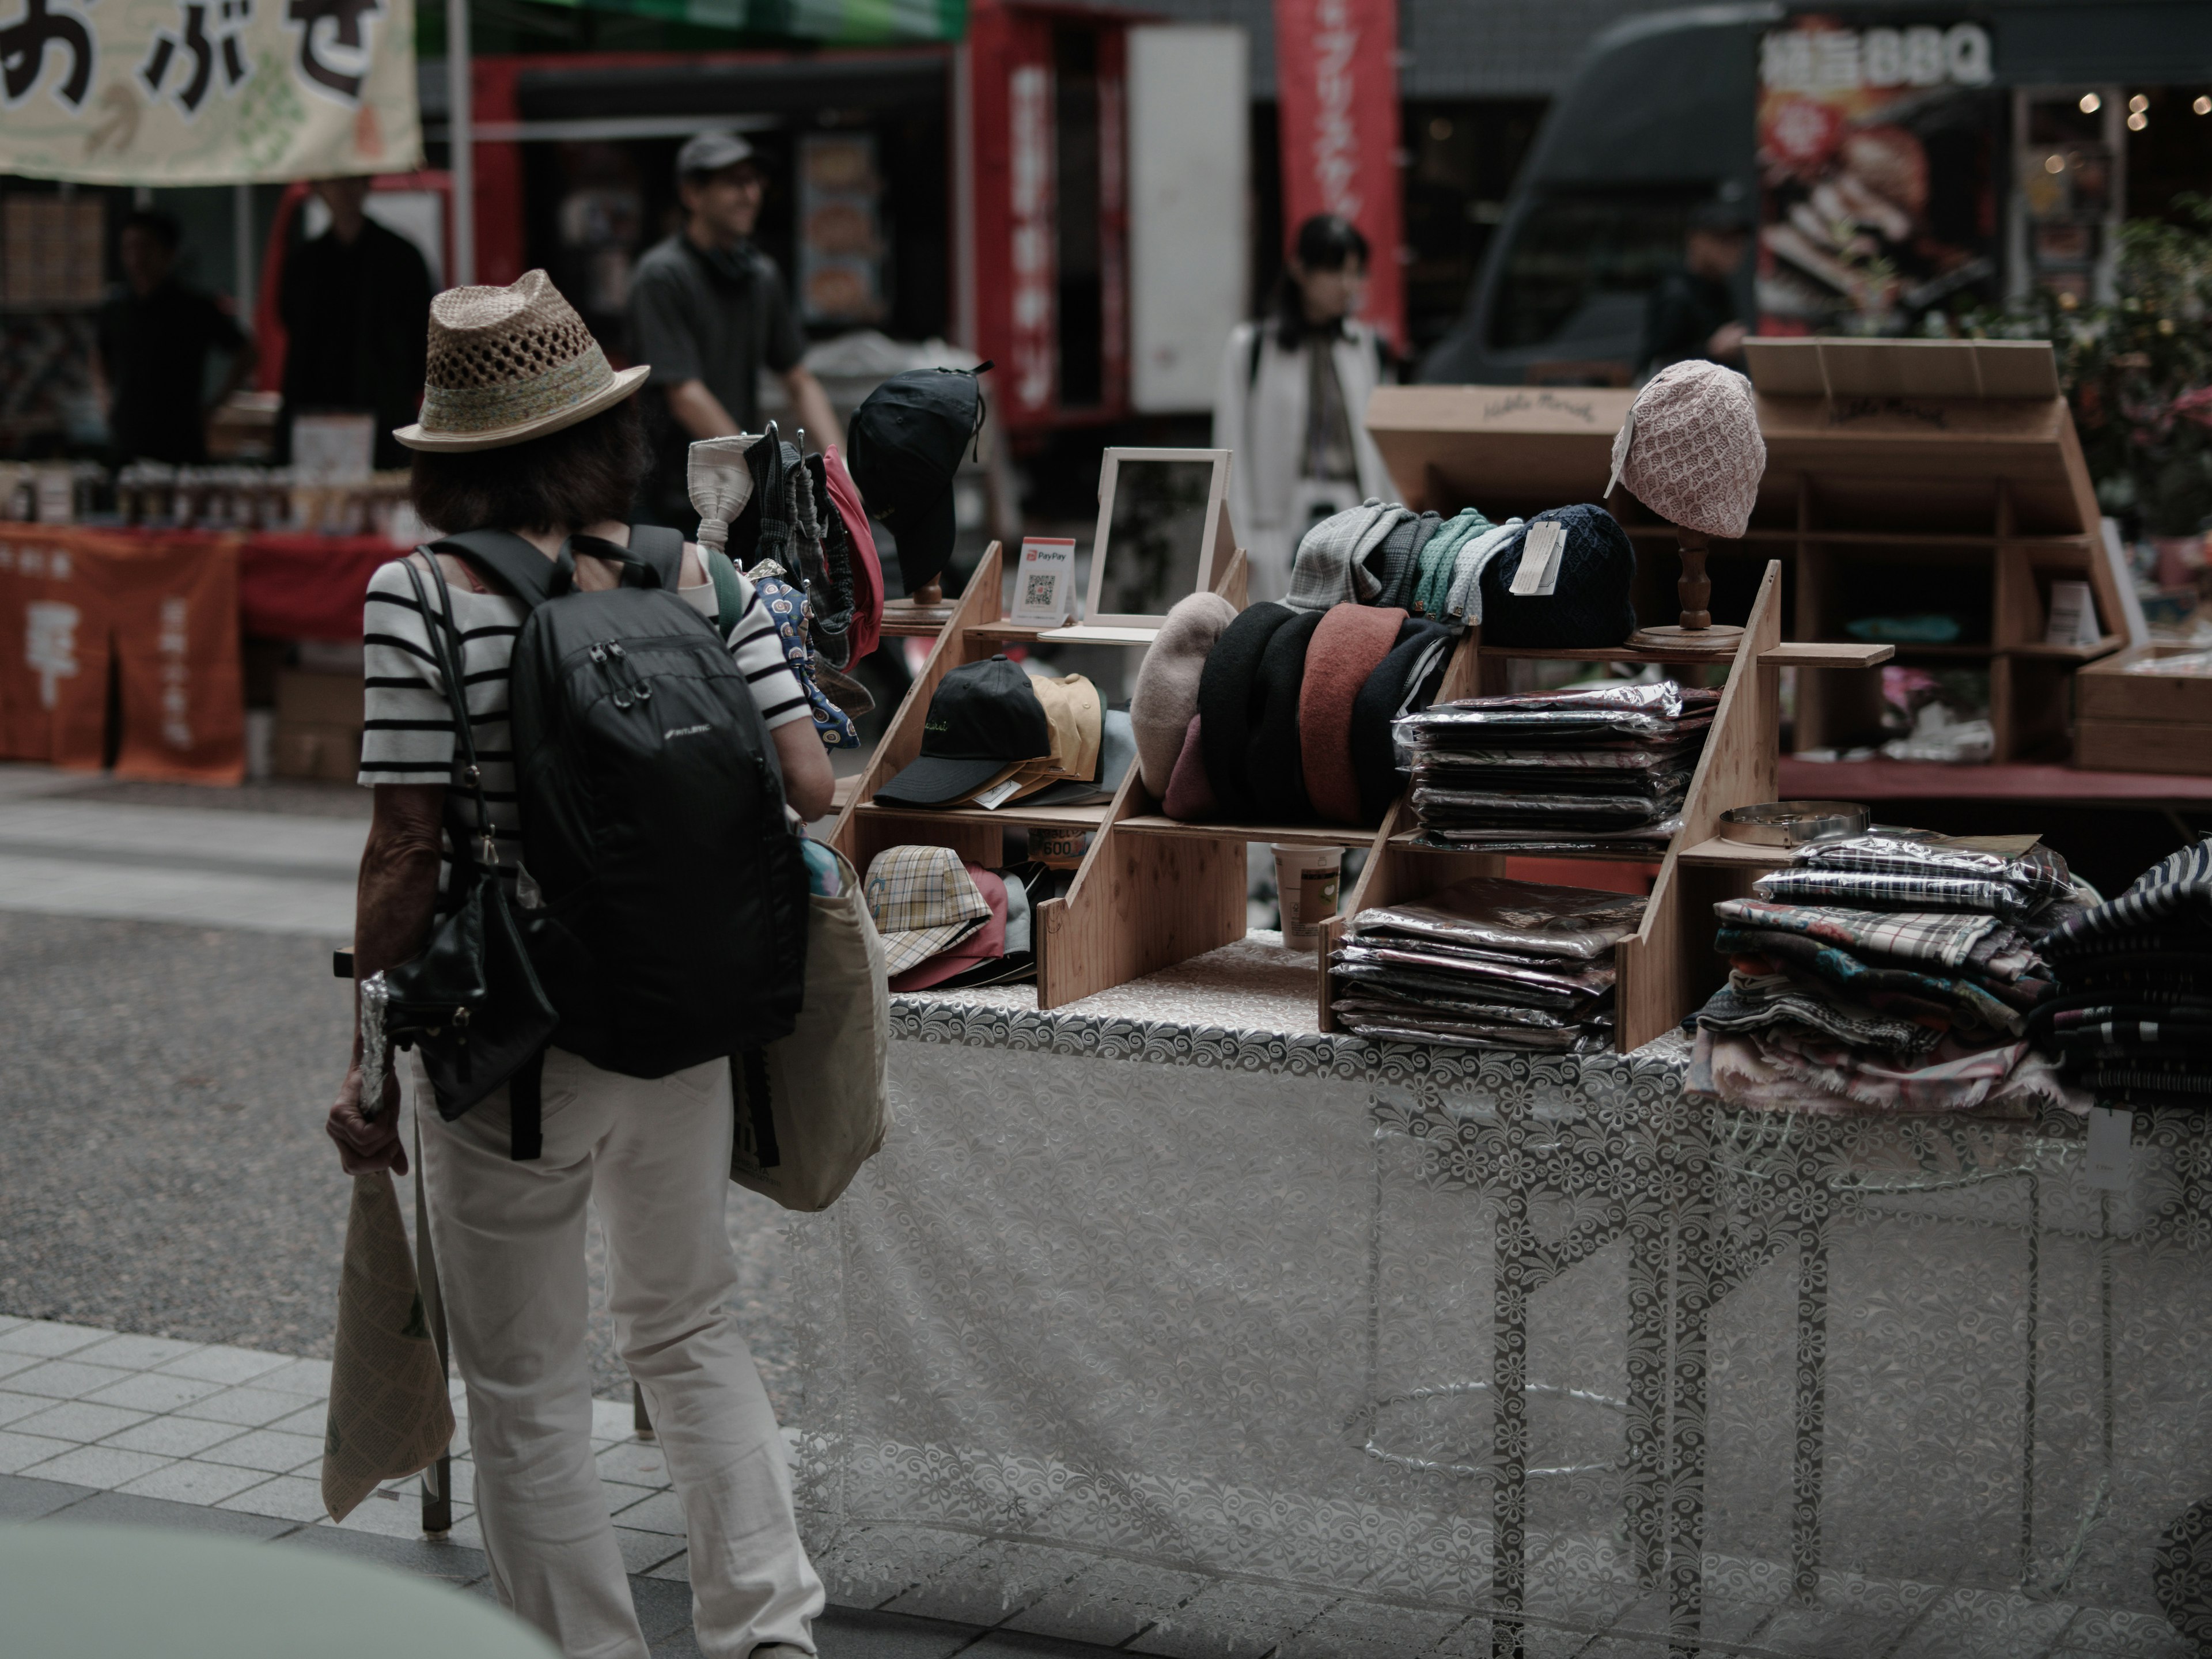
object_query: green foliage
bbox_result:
[1960,196,2212,537]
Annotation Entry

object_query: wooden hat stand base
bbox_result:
[1627,524,1744,657]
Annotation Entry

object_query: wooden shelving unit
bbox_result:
[834,535,1883,1050]
[1367,338,2127,767]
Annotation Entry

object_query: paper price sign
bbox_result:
[1012,537,1076,626]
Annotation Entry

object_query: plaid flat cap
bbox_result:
[863,844,990,974]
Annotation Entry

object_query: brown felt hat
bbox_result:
[1299,602,1407,825]
[394,270,649,453]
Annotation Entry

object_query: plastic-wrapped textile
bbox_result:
[1352,874,1645,961]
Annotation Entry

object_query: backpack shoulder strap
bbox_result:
[431,530,558,610]
[703,544,745,638]
[626,522,687,593]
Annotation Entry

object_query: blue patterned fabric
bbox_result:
[752,570,858,750]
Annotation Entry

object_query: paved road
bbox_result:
[0,768,800,1415]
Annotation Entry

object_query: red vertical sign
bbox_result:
[1274,0,1404,351]
[1006,58,1058,416]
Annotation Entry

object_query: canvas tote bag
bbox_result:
[321,1160,453,1521]
[731,846,891,1211]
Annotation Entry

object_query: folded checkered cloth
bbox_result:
[1695,972,1939,1054]
[2040,837,2212,956]
[1711,899,1999,971]
[1793,834,2074,902]
[1692,1026,2082,1116]
[1718,927,2028,1033]
[1286,500,1410,611]
[1752,867,2036,920]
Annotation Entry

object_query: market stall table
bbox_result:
[791,938,2212,1657]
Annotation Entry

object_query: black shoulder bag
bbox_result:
[374,552,558,1145]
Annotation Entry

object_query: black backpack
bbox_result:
[433,526,810,1132]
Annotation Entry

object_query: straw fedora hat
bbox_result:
[393,269,649,453]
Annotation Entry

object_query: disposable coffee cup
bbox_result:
[1029,825,1089,869]
[1272,844,1343,944]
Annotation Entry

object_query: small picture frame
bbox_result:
[1012,537,1077,626]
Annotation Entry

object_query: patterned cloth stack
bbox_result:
[1330,875,1643,1052]
[1687,830,2094,1115]
[2035,839,2212,1107]
[1392,680,1717,854]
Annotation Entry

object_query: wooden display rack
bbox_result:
[831,543,1886,1050]
[1368,338,2125,765]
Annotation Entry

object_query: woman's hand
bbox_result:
[327,1062,407,1176]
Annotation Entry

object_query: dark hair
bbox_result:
[1688,200,1751,237]
[1272,214,1372,342]
[122,208,183,252]
[410,399,649,535]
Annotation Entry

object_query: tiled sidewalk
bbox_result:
[0,1315,1112,1658]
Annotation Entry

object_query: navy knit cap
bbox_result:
[1478,503,1637,649]
[1197,601,1296,819]
[1350,618,1453,824]
[1244,606,1325,822]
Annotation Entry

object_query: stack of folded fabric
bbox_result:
[1329,874,1642,1051]
[1393,681,1717,853]
[1688,830,2090,1113]
[2035,839,2212,1107]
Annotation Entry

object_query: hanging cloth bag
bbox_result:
[730,846,891,1211]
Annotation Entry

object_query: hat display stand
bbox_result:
[1622,516,1745,657]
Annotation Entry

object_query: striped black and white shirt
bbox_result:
[358,549,809,892]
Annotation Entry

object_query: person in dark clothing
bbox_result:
[627,131,841,528]
[96,209,256,465]
[278,177,433,471]
[1638,201,1751,379]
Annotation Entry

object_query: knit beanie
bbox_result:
[1442,517,1524,624]
[1286,499,1406,612]
[1411,509,1494,618]
[1131,590,1237,796]
[1350,618,1454,824]
[1299,603,1407,824]
[1369,511,1440,611]
[1197,601,1297,819]
[1478,504,1637,649]
[1245,605,1326,821]
[1161,716,1216,821]
[1607,359,1766,539]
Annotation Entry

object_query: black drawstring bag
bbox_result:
[377,555,558,1128]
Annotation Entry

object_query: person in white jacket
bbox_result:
[1213,215,1396,601]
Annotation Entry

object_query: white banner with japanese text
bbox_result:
[0,0,418,184]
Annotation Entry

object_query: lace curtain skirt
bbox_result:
[790,1003,2212,1657]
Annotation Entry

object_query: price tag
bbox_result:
[1509,520,1567,597]
[1012,537,1077,626]
[2084,1105,2133,1192]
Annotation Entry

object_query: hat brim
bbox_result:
[879,913,987,976]
[891,488,958,594]
[874,754,1017,808]
[393,363,652,453]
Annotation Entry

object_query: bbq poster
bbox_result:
[1756,16,2001,336]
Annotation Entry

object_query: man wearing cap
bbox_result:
[629,132,843,528]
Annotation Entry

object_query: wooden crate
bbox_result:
[2074,646,2212,776]
[832,541,1885,1048]
[1366,338,2126,766]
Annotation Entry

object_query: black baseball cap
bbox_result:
[677,132,756,182]
[875,654,1050,807]
[847,365,989,594]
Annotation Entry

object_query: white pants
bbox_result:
[418,1048,825,1659]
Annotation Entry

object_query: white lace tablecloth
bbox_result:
[789,957,2212,1657]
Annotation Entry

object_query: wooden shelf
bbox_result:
[1471,642,1739,665]
[1777,756,2212,803]
[1619,525,2094,551]
[2002,635,2124,662]
[1675,837,1794,870]
[1119,816,1374,849]
[1836,640,1991,658]
[967,622,1059,643]
[855,800,1113,831]
[1388,831,1666,863]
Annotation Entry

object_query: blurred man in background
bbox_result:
[1638,201,1751,379]
[628,132,841,529]
[97,207,256,465]
[278,177,433,472]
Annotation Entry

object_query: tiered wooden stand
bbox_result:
[834,546,1889,1052]
[1367,339,2126,766]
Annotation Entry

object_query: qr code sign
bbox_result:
[1022,571,1057,608]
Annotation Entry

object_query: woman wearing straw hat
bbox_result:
[327,270,832,1659]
